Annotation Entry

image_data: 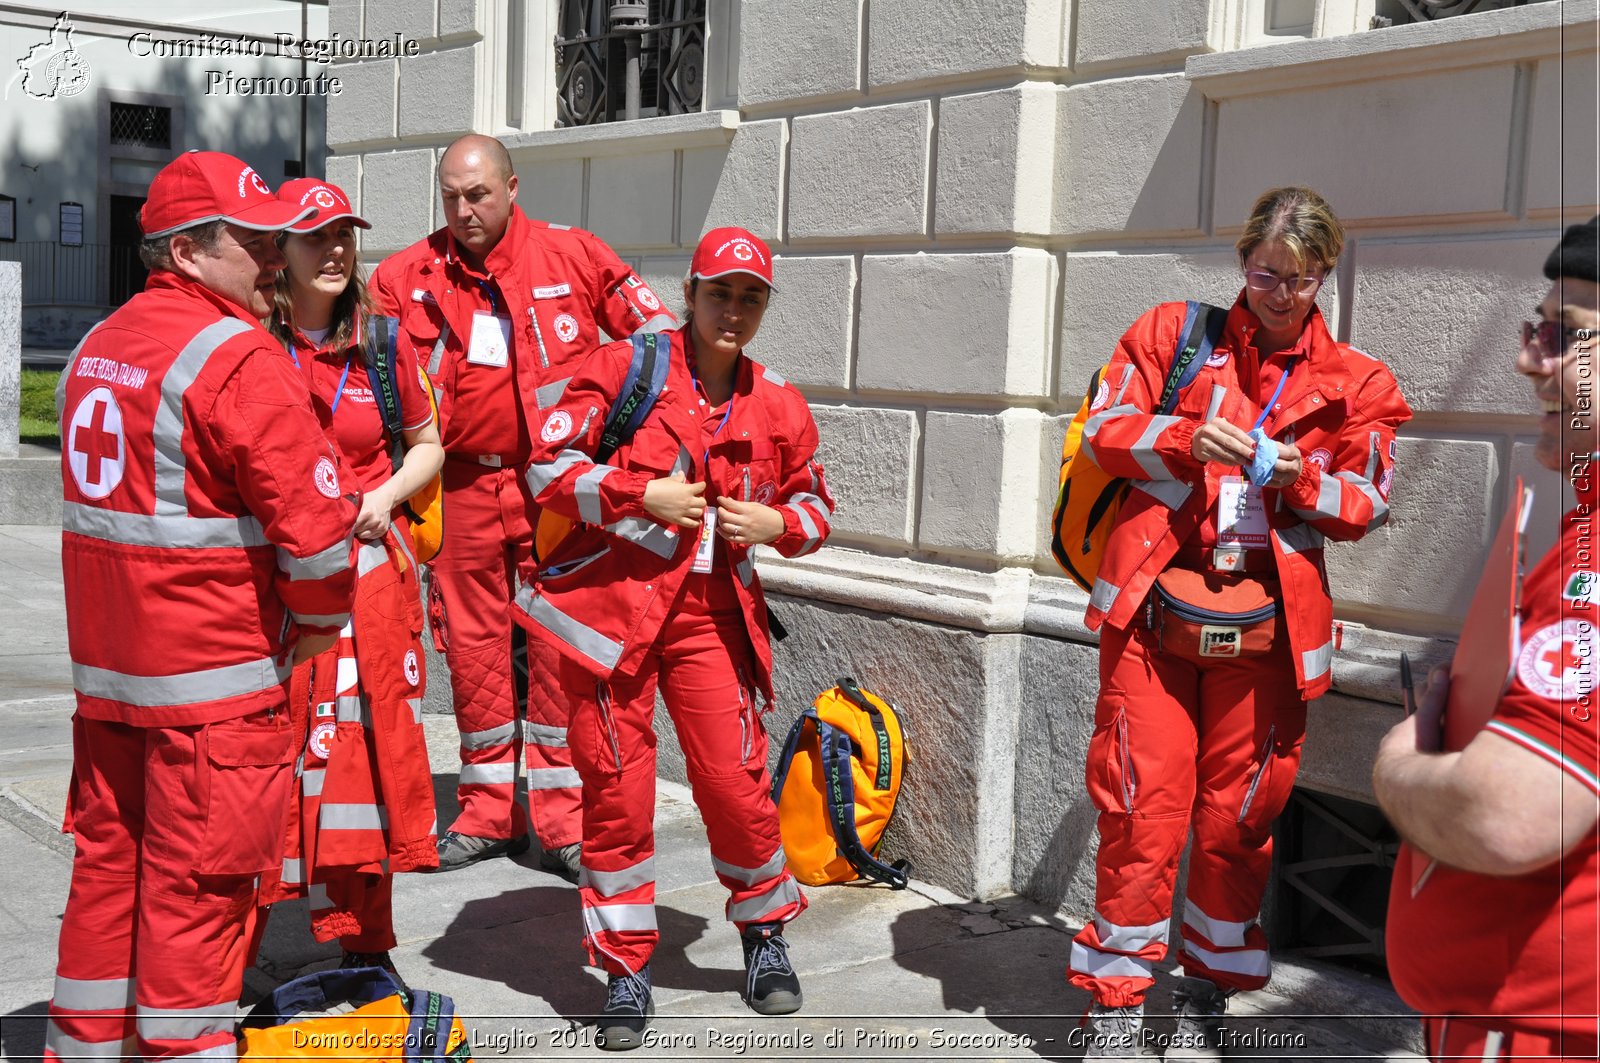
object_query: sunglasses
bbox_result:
[1522,321,1597,357]
[1243,269,1323,294]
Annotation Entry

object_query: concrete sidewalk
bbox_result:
[0,524,1422,1062]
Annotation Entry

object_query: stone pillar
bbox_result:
[1,261,19,459]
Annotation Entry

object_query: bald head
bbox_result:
[438,133,518,267]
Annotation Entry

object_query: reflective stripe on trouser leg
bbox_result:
[658,584,807,931]
[523,634,582,849]
[562,654,661,976]
[1068,621,1202,1008]
[433,463,530,839]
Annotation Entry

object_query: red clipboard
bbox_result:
[1407,479,1533,895]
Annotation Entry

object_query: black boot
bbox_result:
[740,923,802,1015]
[596,964,653,1051]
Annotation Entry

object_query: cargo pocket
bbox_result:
[197,712,295,876]
[1236,725,1294,837]
[1087,702,1137,815]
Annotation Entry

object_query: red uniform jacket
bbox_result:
[58,272,359,727]
[1082,298,1412,699]
[511,329,834,702]
[369,207,675,464]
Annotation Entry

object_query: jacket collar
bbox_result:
[426,205,530,282]
[146,269,274,331]
[1225,295,1356,397]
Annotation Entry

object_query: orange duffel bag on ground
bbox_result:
[771,677,911,889]
[237,967,472,1062]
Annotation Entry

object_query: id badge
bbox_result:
[691,506,718,574]
[1217,475,1269,549]
[467,311,512,367]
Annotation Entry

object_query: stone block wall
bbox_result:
[324,0,1600,910]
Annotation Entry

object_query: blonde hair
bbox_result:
[1236,187,1344,277]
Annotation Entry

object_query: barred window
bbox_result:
[109,103,171,149]
[555,0,706,127]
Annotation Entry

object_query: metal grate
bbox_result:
[109,103,171,149]
[1372,0,1540,27]
[1271,788,1398,974]
[555,0,706,127]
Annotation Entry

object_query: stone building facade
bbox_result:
[323,0,1599,924]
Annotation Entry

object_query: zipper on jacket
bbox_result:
[527,308,551,368]
[1116,709,1136,814]
[736,667,753,765]
[595,679,623,773]
[1237,725,1276,825]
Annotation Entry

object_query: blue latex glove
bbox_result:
[1246,428,1278,488]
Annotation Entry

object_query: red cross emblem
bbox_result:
[1518,619,1595,701]
[67,387,126,499]
[1543,641,1582,676]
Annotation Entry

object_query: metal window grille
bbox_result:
[555,0,706,127]
[109,103,171,149]
[1372,0,1540,27]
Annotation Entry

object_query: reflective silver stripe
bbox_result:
[1302,639,1334,681]
[527,766,581,790]
[356,540,389,576]
[727,873,802,923]
[523,722,568,747]
[1182,940,1270,979]
[1335,470,1390,530]
[786,502,820,554]
[407,698,423,724]
[790,490,830,515]
[574,466,615,525]
[63,502,268,550]
[1365,430,1381,482]
[712,847,787,887]
[1111,363,1136,405]
[579,856,656,897]
[136,1004,235,1041]
[45,1022,136,1061]
[1089,578,1120,614]
[528,309,551,368]
[736,555,754,587]
[1093,915,1168,952]
[428,326,450,377]
[535,376,571,410]
[582,902,657,933]
[52,975,133,1011]
[292,612,349,629]
[1068,941,1153,980]
[319,803,388,830]
[282,856,305,883]
[526,449,588,496]
[460,722,516,751]
[336,694,365,724]
[162,1045,236,1062]
[460,762,517,786]
[153,318,253,516]
[762,366,788,388]
[277,538,352,581]
[516,588,625,671]
[1274,524,1325,556]
[1290,470,1345,523]
[73,655,291,707]
[1180,906,1253,949]
[1130,477,1190,510]
[637,313,676,333]
[55,320,108,419]
[603,515,679,559]
[1082,402,1139,442]
[1127,415,1185,480]
[300,770,324,798]
[1206,383,1227,421]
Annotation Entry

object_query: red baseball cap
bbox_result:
[140,151,314,239]
[690,227,778,291]
[277,178,371,233]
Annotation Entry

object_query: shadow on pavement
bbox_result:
[2,1000,49,1060]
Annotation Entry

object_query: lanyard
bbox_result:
[478,280,499,316]
[688,358,735,473]
[1251,360,1293,433]
[289,343,353,419]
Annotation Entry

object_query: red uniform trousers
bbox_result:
[433,458,580,845]
[564,572,806,976]
[48,710,293,1063]
[1068,618,1307,1007]
[1422,1017,1599,1062]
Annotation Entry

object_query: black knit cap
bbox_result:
[1544,214,1600,283]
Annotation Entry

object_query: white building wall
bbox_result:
[327,0,1600,906]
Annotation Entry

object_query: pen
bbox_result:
[1400,651,1417,717]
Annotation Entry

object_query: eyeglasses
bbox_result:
[1243,269,1323,295]
[1522,320,1597,358]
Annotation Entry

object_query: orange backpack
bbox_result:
[771,678,911,889]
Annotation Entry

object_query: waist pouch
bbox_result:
[1151,567,1280,660]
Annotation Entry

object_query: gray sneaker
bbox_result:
[1166,978,1227,1061]
[539,842,581,883]
[428,830,531,872]
[1084,1002,1157,1062]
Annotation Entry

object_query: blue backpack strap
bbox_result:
[362,314,407,440]
[815,718,911,890]
[595,331,670,464]
[404,988,463,1063]
[769,706,819,803]
[1157,301,1227,414]
[239,966,406,1029]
